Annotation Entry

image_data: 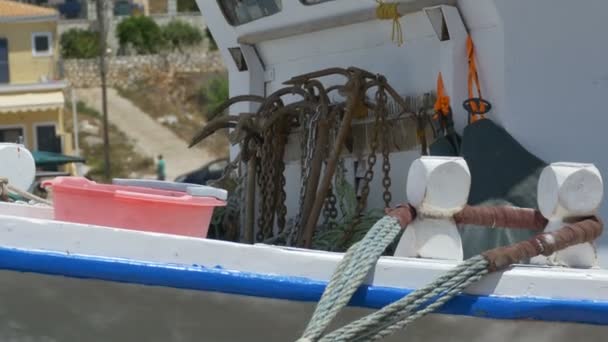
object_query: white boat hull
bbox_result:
[0,208,605,341]
[0,269,605,341]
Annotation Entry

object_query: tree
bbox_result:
[177,0,198,12]
[60,29,100,59]
[161,20,203,52]
[116,15,164,54]
[200,77,229,119]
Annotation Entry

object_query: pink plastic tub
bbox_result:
[43,177,226,238]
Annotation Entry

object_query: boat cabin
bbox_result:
[195,0,608,264]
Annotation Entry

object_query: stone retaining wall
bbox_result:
[61,52,225,89]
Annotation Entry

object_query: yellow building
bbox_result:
[0,0,73,164]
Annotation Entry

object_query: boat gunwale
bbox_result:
[0,244,606,326]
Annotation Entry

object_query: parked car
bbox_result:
[174,158,229,186]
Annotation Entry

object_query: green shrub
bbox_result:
[177,0,198,12]
[312,174,385,252]
[60,29,100,59]
[200,77,229,119]
[116,15,164,54]
[161,20,203,52]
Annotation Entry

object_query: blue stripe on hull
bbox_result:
[0,246,605,325]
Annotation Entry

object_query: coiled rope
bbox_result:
[0,177,52,206]
[376,1,404,46]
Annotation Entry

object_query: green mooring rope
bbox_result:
[296,216,490,342]
[296,216,402,342]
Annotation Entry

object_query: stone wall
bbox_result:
[62,51,225,89]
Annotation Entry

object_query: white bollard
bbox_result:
[394,156,470,261]
[533,162,603,268]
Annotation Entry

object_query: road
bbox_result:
[76,88,214,180]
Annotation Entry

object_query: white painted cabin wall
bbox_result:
[457,0,608,265]
[196,0,608,265]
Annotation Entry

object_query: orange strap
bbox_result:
[466,35,486,122]
[433,72,450,120]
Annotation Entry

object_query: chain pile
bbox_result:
[190,67,428,247]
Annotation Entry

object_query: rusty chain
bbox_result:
[298,108,321,237]
[256,163,267,240]
[190,67,413,247]
[378,86,392,208]
[274,117,290,235]
[356,94,381,215]
[340,87,384,246]
[323,108,340,230]
[257,125,275,241]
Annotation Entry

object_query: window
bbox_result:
[35,123,61,171]
[0,38,8,84]
[0,126,24,144]
[32,32,52,57]
[300,0,335,4]
[218,0,282,26]
[35,124,61,153]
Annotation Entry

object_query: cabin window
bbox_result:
[32,32,53,57]
[218,0,282,26]
[300,0,335,4]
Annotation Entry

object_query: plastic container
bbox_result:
[43,177,226,238]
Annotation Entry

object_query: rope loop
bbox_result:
[376,1,404,46]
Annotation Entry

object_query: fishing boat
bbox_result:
[0,0,607,341]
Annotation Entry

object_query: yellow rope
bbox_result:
[376,1,404,46]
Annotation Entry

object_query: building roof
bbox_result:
[0,0,58,22]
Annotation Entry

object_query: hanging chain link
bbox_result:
[293,108,321,243]
[341,85,386,246]
[378,89,392,208]
[274,117,290,235]
[257,125,276,241]
[208,154,242,241]
[323,186,338,230]
[323,108,340,230]
[356,95,382,215]
[299,110,311,193]
[223,164,244,241]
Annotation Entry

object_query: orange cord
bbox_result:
[466,35,487,122]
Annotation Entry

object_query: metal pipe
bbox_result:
[71,88,80,156]
[96,0,111,181]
